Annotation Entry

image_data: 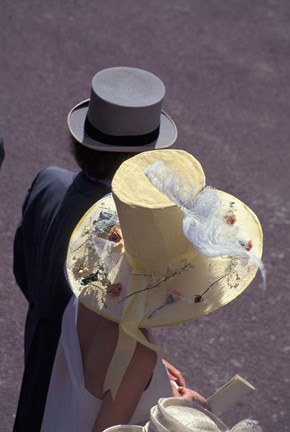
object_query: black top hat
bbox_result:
[68,67,177,152]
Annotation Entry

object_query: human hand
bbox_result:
[170,380,209,409]
[162,359,186,387]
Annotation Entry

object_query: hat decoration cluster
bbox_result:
[145,160,264,270]
[67,159,264,325]
[69,209,125,308]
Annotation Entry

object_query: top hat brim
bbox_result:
[68,99,178,153]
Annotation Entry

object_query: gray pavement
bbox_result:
[0,1,290,431]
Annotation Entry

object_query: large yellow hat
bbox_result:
[66,149,264,396]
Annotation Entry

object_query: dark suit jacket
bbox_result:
[13,166,110,432]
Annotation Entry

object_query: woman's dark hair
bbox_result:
[70,137,133,180]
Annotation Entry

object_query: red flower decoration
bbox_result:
[108,227,122,243]
[244,240,253,251]
[166,289,182,304]
[225,215,237,225]
[108,282,123,297]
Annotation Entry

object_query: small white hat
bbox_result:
[103,397,262,432]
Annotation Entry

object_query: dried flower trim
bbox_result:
[147,261,243,319]
[119,262,194,304]
[79,258,112,307]
[72,260,90,277]
[225,257,239,274]
[193,274,228,303]
[148,289,183,319]
[168,289,182,302]
[82,225,92,236]
[108,227,122,243]
[93,210,118,235]
[223,258,242,289]
[193,253,252,302]
[81,261,110,287]
[220,253,252,291]
[239,239,253,251]
[224,201,237,225]
[85,209,123,248]
[108,283,123,297]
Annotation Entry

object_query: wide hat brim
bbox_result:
[68,99,177,152]
[66,190,263,328]
[103,426,142,432]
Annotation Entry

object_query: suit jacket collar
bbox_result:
[73,171,111,197]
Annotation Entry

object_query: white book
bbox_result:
[208,374,256,416]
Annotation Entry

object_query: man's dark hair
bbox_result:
[70,138,133,180]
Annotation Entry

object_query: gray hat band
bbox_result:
[84,116,160,146]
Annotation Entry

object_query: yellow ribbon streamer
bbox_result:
[103,270,188,398]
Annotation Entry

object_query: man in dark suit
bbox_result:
[13,66,177,431]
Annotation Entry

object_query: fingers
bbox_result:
[162,359,186,387]
[176,386,209,409]
[162,359,208,408]
[191,392,209,409]
[170,380,181,397]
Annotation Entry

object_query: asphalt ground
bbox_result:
[0,1,289,431]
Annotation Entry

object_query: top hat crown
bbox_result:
[68,67,177,152]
